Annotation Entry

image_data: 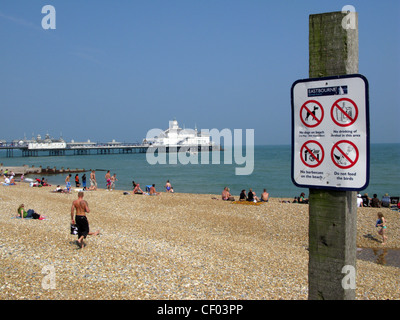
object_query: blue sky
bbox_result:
[0,0,399,145]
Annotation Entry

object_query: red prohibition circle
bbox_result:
[330,98,358,127]
[300,100,324,128]
[331,140,359,169]
[300,140,324,168]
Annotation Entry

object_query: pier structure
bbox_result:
[0,142,216,158]
[0,141,148,158]
[1,121,219,158]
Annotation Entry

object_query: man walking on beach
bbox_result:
[71,191,99,248]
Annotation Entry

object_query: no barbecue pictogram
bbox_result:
[331,98,358,127]
[331,140,359,169]
[300,140,324,168]
[300,100,324,128]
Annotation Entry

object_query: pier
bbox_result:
[0,142,148,158]
[1,122,219,158]
[0,142,216,158]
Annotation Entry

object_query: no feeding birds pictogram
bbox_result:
[331,140,359,169]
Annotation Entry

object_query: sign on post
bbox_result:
[291,74,369,190]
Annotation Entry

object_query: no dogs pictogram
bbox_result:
[331,98,358,127]
[300,140,324,168]
[300,100,324,128]
[331,140,359,169]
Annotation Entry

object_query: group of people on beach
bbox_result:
[10,166,395,248]
[63,170,174,196]
[1,169,16,186]
[357,192,398,209]
[63,170,115,193]
[132,180,173,195]
[221,187,311,205]
[221,187,269,202]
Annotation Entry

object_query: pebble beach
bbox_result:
[0,183,399,300]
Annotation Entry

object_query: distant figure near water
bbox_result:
[149,184,160,196]
[222,187,235,201]
[261,189,269,202]
[376,212,387,245]
[165,180,172,193]
[75,174,80,187]
[90,170,97,190]
[111,174,117,190]
[132,181,144,194]
[65,174,72,193]
[105,170,111,191]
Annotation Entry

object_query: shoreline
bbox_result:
[1,143,399,199]
[0,183,399,300]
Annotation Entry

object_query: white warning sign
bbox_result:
[291,74,369,190]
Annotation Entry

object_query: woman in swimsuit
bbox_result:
[165,180,172,193]
[376,212,387,245]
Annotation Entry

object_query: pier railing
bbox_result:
[0,142,148,157]
[0,142,217,157]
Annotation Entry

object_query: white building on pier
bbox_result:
[144,119,217,149]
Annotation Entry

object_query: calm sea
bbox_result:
[1,144,399,199]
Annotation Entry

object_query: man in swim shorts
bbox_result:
[71,191,99,248]
[149,184,160,196]
[105,170,111,191]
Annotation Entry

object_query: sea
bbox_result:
[1,144,399,199]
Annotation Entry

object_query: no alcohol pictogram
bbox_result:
[300,100,324,128]
[331,140,359,169]
[300,140,324,168]
[331,98,358,127]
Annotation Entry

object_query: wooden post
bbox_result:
[308,11,358,300]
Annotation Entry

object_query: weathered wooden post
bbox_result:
[308,11,358,300]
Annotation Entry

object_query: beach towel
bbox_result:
[232,201,263,206]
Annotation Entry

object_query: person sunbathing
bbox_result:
[133,183,144,194]
[222,187,235,201]
[16,204,46,220]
